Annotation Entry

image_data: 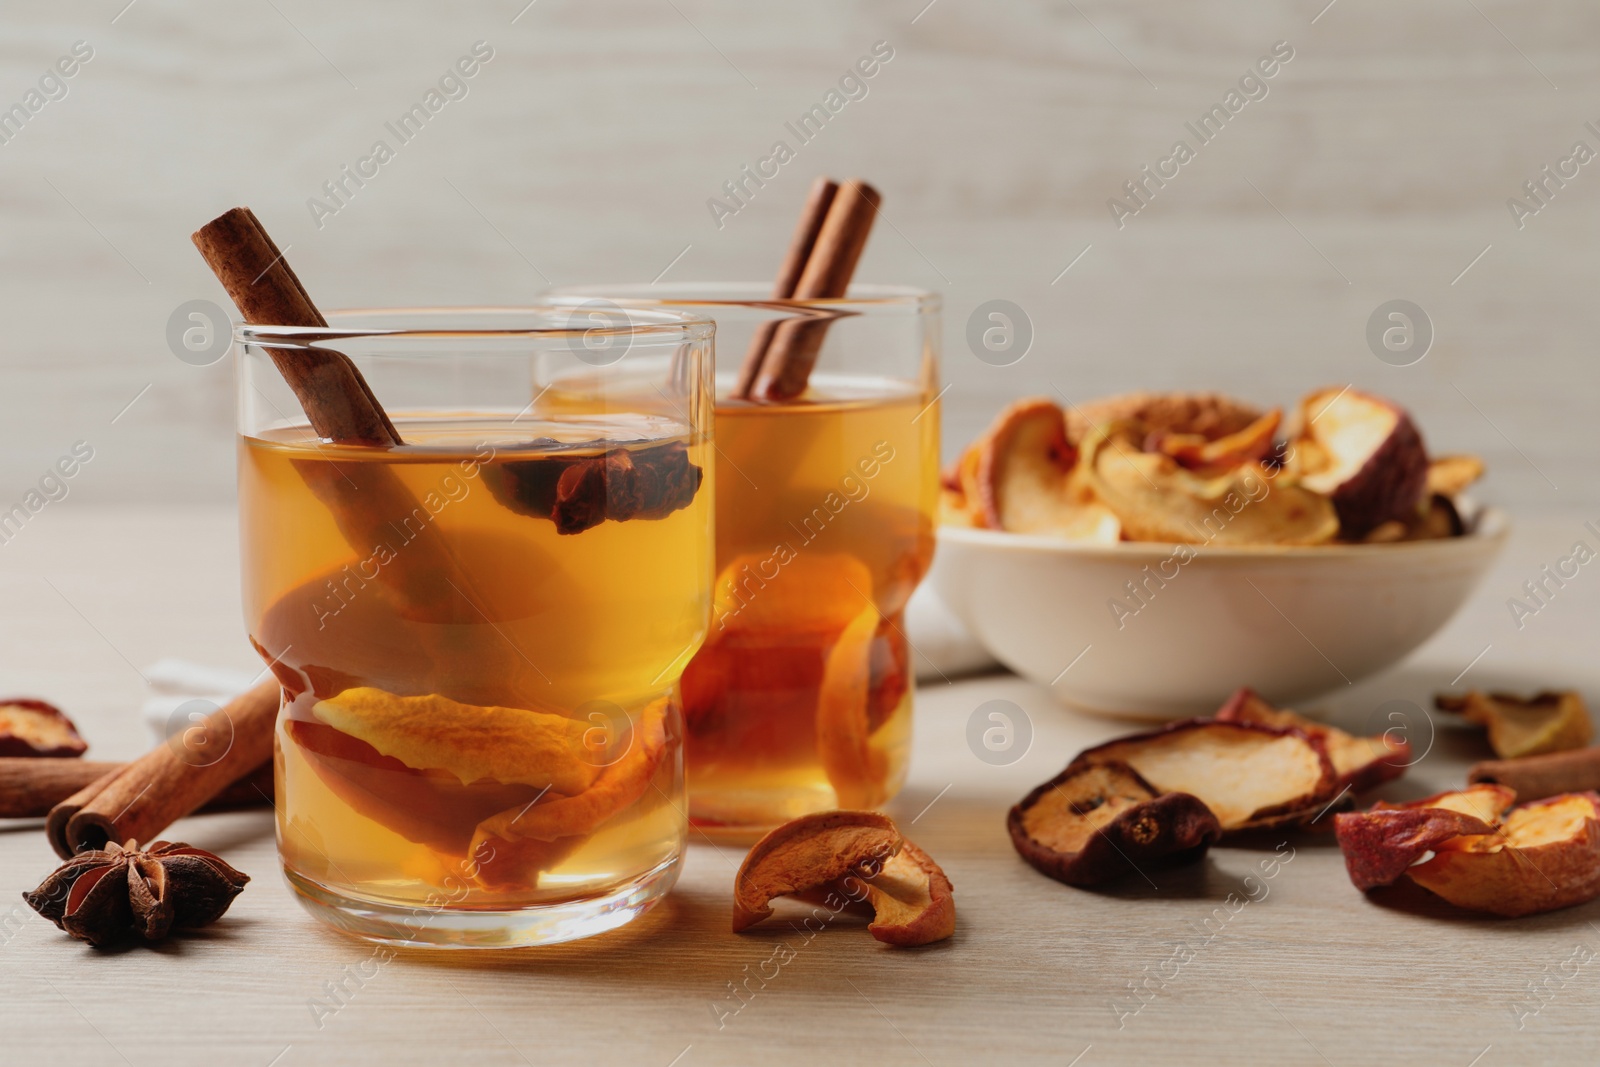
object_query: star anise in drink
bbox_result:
[22,840,249,947]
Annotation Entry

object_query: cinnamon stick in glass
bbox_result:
[732,176,838,398]
[752,179,881,401]
[191,207,401,446]
[47,679,280,857]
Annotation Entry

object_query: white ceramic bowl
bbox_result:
[931,508,1509,719]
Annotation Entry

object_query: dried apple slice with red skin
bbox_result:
[1215,688,1410,796]
[0,699,87,758]
[974,398,1120,540]
[1407,792,1600,917]
[1334,784,1512,892]
[1335,807,1499,891]
[733,810,902,933]
[1008,761,1222,886]
[733,811,955,946]
[1069,719,1336,832]
[976,398,1075,531]
[1293,387,1429,539]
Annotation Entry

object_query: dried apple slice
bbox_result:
[1435,690,1593,759]
[975,398,1120,540]
[857,840,956,946]
[1407,792,1600,917]
[1333,785,1512,890]
[1069,720,1336,831]
[732,810,902,932]
[733,810,955,946]
[0,699,87,758]
[1291,387,1429,538]
[312,687,601,795]
[1008,761,1222,886]
[470,697,671,889]
[1216,688,1409,796]
[1149,409,1282,473]
[1082,424,1338,546]
[817,604,890,809]
[1426,454,1485,498]
[710,551,874,635]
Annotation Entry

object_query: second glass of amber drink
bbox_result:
[552,285,940,836]
[237,307,714,946]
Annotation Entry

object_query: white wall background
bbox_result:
[1,0,1595,516]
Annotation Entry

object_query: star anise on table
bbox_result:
[22,840,249,948]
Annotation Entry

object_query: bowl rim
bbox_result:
[936,505,1511,560]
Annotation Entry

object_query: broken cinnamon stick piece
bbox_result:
[755,179,881,401]
[191,206,401,446]
[733,176,839,398]
[48,680,280,858]
[1469,746,1600,801]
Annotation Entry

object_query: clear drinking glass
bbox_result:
[236,307,714,946]
[550,284,940,837]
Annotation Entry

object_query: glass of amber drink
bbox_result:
[551,285,939,836]
[236,307,714,946]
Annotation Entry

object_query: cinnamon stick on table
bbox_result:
[47,679,280,858]
[732,177,838,398]
[1468,747,1600,801]
[749,179,881,402]
[2,757,273,820]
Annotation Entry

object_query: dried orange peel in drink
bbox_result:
[1069,719,1337,832]
[732,810,955,946]
[1008,761,1221,887]
[1337,786,1600,917]
[1216,688,1409,796]
[312,687,600,795]
[469,697,671,889]
[1435,690,1593,759]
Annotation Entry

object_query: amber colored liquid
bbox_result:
[240,415,710,909]
[682,377,938,831]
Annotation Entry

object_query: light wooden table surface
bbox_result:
[2,506,1597,1066]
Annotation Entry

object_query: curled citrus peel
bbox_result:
[732,810,955,947]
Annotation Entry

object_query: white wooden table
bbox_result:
[2,506,1597,1066]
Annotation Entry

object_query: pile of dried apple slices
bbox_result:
[1009,689,1409,886]
[942,388,1484,546]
